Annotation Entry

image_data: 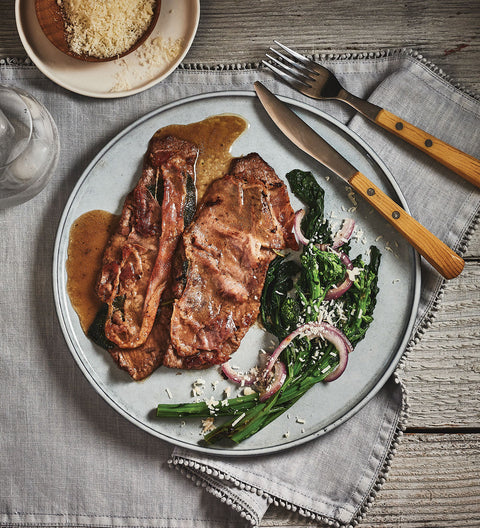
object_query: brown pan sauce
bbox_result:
[66,114,248,333]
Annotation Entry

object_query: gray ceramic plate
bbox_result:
[53,91,420,456]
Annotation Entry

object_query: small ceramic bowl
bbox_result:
[35,0,161,62]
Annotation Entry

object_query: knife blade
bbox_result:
[254,81,464,279]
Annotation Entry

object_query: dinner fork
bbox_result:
[263,41,480,188]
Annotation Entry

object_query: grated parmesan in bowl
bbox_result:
[54,0,160,60]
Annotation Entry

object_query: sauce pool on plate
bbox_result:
[66,114,248,333]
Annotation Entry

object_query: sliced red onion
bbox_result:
[221,362,256,386]
[324,349,349,381]
[294,209,310,245]
[259,361,287,402]
[332,218,355,249]
[319,323,352,382]
[263,322,353,380]
[325,251,354,301]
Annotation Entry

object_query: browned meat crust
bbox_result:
[109,314,170,380]
[96,135,198,350]
[163,153,297,369]
[108,244,184,380]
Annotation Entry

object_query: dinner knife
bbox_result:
[254,81,464,280]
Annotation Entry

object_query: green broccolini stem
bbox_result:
[156,393,258,418]
[204,401,268,443]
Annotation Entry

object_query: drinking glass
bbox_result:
[0,85,60,209]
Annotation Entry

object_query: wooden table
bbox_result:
[2,1,479,526]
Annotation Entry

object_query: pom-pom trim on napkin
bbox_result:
[0,57,33,66]
[4,48,479,100]
[178,48,480,102]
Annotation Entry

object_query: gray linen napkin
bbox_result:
[0,50,479,528]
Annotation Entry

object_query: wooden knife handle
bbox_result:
[349,171,464,279]
[375,109,480,188]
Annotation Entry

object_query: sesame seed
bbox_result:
[231,412,246,427]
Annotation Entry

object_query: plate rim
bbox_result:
[53,90,421,456]
[15,0,200,99]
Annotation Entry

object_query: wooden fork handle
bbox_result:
[375,109,480,188]
[348,171,464,279]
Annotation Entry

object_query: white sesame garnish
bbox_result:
[347,191,357,207]
[347,267,363,281]
[192,379,206,397]
[201,417,216,433]
[205,396,219,411]
[165,388,173,399]
[231,412,246,427]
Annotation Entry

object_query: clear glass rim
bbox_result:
[0,84,34,170]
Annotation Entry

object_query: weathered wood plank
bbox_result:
[260,433,480,527]
[356,433,480,527]
[2,1,480,94]
[188,0,480,93]
[401,262,480,429]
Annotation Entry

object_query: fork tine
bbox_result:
[268,48,318,79]
[261,60,311,93]
[265,53,314,85]
[273,41,323,74]
[273,41,312,65]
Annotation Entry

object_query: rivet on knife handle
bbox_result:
[348,171,465,279]
[375,109,480,188]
